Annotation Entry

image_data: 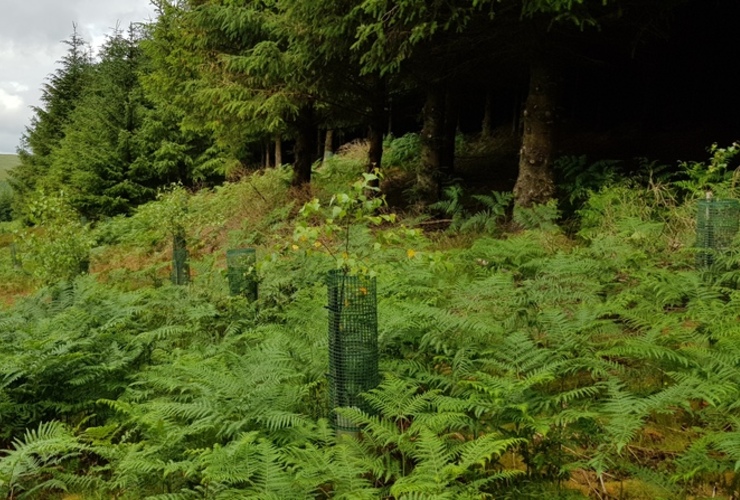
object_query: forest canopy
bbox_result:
[8,0,740,217]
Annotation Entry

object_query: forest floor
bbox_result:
[0,139,738,499]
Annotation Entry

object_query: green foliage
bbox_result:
[142,184,194,236]
[337,376,525,497]
[0,277,160,437]
[513,199,561,231]
[0,0,727,493]
[12,28,92,202]
[95,184,203,252]
[676,142,740,198]
[431,185,513,234]
[42,27,157,217]
[5,146,740,499]
[555,155,620,213]
[0,182,13,222]
[294,171,400,273]
[14,23,224,220]
[0,421,84,499]
[14,192,94,283]
[139,6,225,184]
[383,133,422,171]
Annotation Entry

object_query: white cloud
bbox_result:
[0,0,157,153]
[4,82,30,93]
[0,89,24,112]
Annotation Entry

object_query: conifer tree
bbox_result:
[12,27,92,201]
[279,0,393,178]
[137,0,225,186]
[351,0,687,205]
[46,27,153,216]
[159,0,321,185]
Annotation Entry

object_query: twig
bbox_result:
[580,470,602,500]
[248,180,268,203]
[317,238,338,262]
[599,473,608,496]
[626,444,678,456]
[415,219,454,226]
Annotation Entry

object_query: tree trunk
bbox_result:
[275,136,282,167]
[387,97,393,136]
[482,90,494,138]
[264,140,271,169]
[513,59,559,207]
[511,92,521,136]
[292,105,316,186]
[440,89,458,177]
[366,79,387,191]
[323,129,334,163]
[418,84,445,203]
[366,119,384,193]
[367,112,384,174]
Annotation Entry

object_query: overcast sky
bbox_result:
[0,0,158,153]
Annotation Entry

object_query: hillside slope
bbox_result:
[0,154,19,180]
[0,143,738,499]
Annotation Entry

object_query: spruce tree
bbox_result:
[12,27,92,202]
[46,27,153,217]
[137,1,223,187]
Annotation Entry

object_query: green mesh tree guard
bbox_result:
[226,248,258,300]
[171,232,190,285]
[327,270,380,433]
[696,199,740,267]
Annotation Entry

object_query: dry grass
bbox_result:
[335,139,369,162]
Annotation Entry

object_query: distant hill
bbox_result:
[0,154,19,181]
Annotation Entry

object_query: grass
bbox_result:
[0,154,19,180]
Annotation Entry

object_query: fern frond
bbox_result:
[0,421,83,499]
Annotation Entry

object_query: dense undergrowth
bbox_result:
[2,142,740,498]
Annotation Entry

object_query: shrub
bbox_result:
[15,192,94,283]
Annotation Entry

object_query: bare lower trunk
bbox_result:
[323,129,334,163]
[366,79,387,191]
[275,136,282,167]
[264,140,271,169]
[513,59,559,207]
[418,84,445,203]
[387,97,393,136]
[482,91,494,138]
[367,121,383,173]
[512,92,521,136]
[292,105,316,186]
[366,120,384,193]
[441,89,458,177]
